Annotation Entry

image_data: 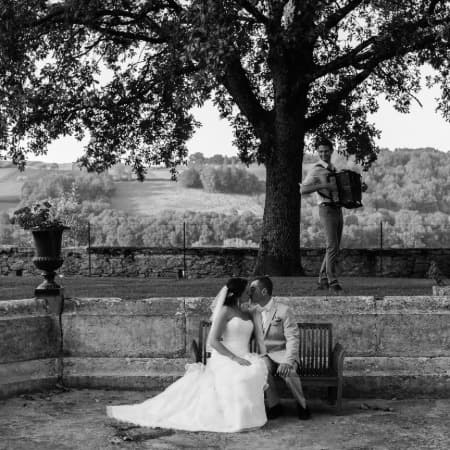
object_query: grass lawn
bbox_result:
[0,275,434,301]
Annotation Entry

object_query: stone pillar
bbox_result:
[34,290,65,387]
[35,289,65,316]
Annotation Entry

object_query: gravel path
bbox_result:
[0,389,448,449]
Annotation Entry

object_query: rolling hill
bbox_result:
[0,161,76,214]
[0,162,266,216]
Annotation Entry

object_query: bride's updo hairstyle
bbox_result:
[223,277,248,307]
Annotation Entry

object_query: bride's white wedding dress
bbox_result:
[107,317,268,432]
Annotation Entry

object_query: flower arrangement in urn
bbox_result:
[12,201,68,296]
[11,201,66,230]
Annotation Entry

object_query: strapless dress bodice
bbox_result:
[219,316,253,357]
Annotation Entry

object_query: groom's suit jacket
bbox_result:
[262,299,300,367]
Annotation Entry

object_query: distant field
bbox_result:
[111,165,265,216]
[0,162,266,216]
[111,180,264,216]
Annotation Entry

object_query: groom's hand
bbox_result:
[276,363,293,377]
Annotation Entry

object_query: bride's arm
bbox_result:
[208,307,251,366]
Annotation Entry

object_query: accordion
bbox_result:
[329,170,363,209]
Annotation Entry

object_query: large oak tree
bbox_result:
[0,0,449,274]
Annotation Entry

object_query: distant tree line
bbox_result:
[188,152,241,166]
[179,165,264,195]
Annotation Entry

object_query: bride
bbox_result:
[107,277,268,432]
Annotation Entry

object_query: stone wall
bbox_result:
[1,246,450,278]
[0,297,62,398]
[1,295,449,399]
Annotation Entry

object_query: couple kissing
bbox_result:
[107,276,310,433]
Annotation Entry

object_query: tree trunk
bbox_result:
[254,121,305,276]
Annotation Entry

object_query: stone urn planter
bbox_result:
[32,226,69,295]
[11,202,70,296]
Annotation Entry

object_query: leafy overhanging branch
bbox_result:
[305,14,449,131]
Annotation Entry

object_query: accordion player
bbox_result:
[328,170,363,209]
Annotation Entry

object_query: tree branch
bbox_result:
[312,9,449,80]
[236,0,270,25]
[305,16,448,131]
[305,65,375,131]
[376,65,424,108]
[312,36,376,78]
[315,0,364,35]
[221,55,272,137]
[427,0,441,14]
[83,23,166,44]
[29,4,176,44]
[31,5,66,26]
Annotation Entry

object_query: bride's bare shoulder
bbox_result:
[220,305,235,318]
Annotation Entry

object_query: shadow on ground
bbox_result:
[0,389,448,449]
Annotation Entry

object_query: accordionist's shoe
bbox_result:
[329,282,343,292]
[316,279,329,290]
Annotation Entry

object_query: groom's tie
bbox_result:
[261,309,269,333]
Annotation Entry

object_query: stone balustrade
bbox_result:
[1,295,449,399]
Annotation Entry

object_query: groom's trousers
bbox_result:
[263,356,307,409]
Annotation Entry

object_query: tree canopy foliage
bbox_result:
[0,0,449,273]
[0,1,448,170]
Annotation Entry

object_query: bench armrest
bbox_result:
[191,339,201,363]
[331,342,345,376]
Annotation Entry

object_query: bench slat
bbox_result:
[297,323,333,377]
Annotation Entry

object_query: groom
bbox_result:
[249,276,311,420]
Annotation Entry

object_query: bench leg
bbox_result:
[336,378,343,413]
[327,387,337,405]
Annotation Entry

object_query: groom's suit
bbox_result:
[259,299,306,409]
[262,300,300,366]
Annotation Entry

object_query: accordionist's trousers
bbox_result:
[318,204,343,285]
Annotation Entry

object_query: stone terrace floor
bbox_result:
[0,389,448,450]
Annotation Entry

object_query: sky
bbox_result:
[30,70,449,164]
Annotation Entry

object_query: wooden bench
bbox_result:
[191,321,345,412]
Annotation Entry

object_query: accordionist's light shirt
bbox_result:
[302,159,337,205]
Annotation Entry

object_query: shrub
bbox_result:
[199,166,263,194]
[179,167,203,188]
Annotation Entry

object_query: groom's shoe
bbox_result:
[266,404,283,420]
[297,405,312,420]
